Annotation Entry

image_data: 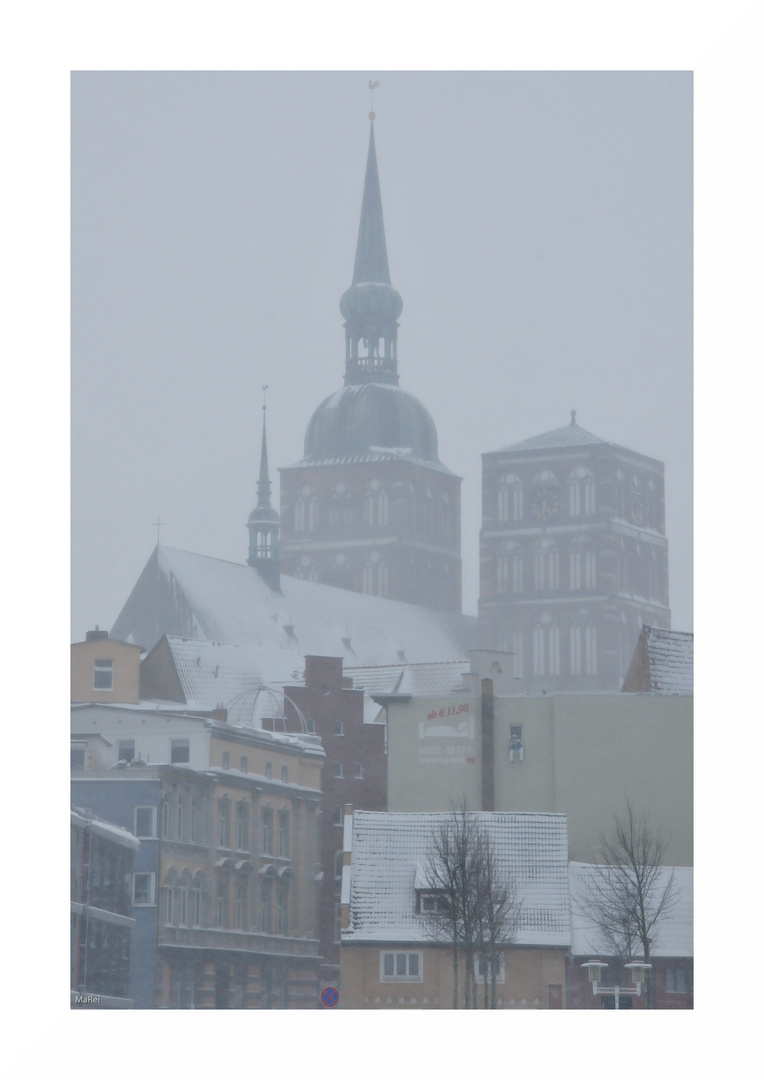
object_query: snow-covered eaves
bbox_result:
[622,625,693,694]
[71,807,140,851]
[344,811,571,948]
[346,660,471,722]
[568,863,693,958]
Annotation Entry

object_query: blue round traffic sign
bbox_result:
[320,985,340,1008]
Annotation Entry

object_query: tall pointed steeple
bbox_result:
[247,392,280,590]
[340,121,403,386]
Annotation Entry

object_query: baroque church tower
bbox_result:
[279,121,462,613]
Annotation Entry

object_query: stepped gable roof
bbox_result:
[343,810,571,947]
[112,545,475,665]
[569,864,693,957]
[622,625,693,694]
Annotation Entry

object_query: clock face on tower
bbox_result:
[530,484,561,521]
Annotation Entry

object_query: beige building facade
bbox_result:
[383,686,692,866]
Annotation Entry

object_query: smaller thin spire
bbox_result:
[570,409,577,426]
[257,386,272,508]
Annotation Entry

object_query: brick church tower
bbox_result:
[479,413,671,691]
[279,121,462,614]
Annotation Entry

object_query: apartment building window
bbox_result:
[281,765,289,783]
[217,797,231,849]
[260,880,272,934]
[216,869,230,929]
[265,760,272,779]
[334,762,344,779]
[117,739,135,764]
[475,953,505,984]
[665,967,689,994]
[333,805,343,827]
[93,658,113,690]
[134,807,156,838]
[240,756,248,773]
[353,762,364,780]
[380,951,422,982]
[133,872,156,906]
[235,801,249,851]
[234,874,249,931]
[171,739,190,765]
[277,810,289,858]
[261,808,273,855]
[276,889,288,935]
[334,719,344,736]
[222,752,230,770]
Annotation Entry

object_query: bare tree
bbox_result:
[577,803,677,1008]
[423,806,522,1009]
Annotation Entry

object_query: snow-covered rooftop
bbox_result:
[343,810,571,947]
[492,419,607,454]
[569,863,693,957]
[622,625,694,694]
[346,660,471,723]
[112,546,475,665]
[163,636,305,723]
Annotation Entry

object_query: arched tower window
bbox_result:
[497,542,523,595]
[570,622,598,676]
[568,466,596,516]
[533,539,559,591]
[569,538,597,590]
[328,482,353,530]
[294,487,318,534]
[362,551,387,597]
[294,555,318,583]
[329,552,353,590]
[363,479,388,528]
[497,473,523,523]
[532,620,560,676]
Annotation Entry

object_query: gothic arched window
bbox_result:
[497,542,523,595]
[570,622,598,676]
[532,621,560,676]
[328,482,353,530]
[533,539,559,591]
[294,487,318,534]
[294,555,318,583]
[362,551,387,597]
[568,466,596,516]
[497,473,523,523]
[569,538,597,591]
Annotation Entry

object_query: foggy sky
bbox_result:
[71,71,692,640]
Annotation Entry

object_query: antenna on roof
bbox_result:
[152,515,166,544]
[570,409,577,425]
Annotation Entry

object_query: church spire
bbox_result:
[351,122,391,287]
[339,119,403,387]
[247,389,280,590]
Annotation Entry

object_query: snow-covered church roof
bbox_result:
[111,545,476,667]
[343,810,571,948]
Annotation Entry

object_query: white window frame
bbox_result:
[380,950,423,982]
[93,658,113,691]
[170,738,190,765]
[474,953,506,984]
[134,806,156,838]
[133,872,156,906]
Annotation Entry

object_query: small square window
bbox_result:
[171,739,190,765]
[93,658,113,691]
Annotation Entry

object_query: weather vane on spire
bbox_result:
[369,80,379,120]
[262,384,268,412]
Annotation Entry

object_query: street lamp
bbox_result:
[580,960,652,1010]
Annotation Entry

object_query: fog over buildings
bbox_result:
[71,71,692,641]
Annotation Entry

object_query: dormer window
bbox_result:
[417,891,450,914]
